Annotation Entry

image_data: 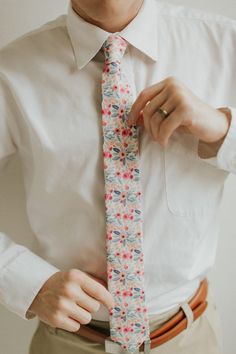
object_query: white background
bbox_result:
[0,1,236,354]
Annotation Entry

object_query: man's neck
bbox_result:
[71,1,144,33]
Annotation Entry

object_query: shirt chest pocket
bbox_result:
[163,132,227,217]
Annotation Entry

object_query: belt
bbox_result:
[76,278,208,353]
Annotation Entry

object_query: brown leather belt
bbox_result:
[76,278,208,353]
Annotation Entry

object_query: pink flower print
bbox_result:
[122,129,129,137]
[124,302,129,307]
[118,107,125,118]
[103,66,110,73]
[115,290,121,296]
[122,252,132,260]
[122,290,129,297]
[119,272,125,281]
[105,193,112,201]
[121,192,126,198]
[122,252,129,260]
[123,327,131,333]
[123,213,133,221]
[103,151,112,158]
[113,84,118,90]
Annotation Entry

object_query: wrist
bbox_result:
[198,107,232,159]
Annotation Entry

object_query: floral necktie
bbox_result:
[101,34,150,353]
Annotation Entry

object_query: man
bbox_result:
[0,0,236,353]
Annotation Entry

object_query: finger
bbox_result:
[86,273,107,289]
[142,93,168,138]
[158,109,183,146]
[143,106,152,138]
[75,287,101,313]
[68,303,92,325]
[149,99,175,140]
[81,274,115,310]
[53,314,81,332]
[127,80,167,125]
[142,87,169,119]
[149,113,164,140]
[137,111,144,126]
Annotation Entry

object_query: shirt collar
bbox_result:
[66,0,158,70]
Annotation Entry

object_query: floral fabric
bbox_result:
[101,35,150,353]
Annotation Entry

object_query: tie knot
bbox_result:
[102,34,128,63]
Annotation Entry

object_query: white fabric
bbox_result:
[0,0,236,321]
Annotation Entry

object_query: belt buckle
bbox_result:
[105,337,151,354]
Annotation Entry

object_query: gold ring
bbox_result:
[156,107,169,119]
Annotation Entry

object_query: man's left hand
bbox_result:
[127,76,231,147]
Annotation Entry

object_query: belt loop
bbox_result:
[143,338,151,354]
[180,302,194,329]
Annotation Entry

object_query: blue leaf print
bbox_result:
[134,287,141,292]
[113,269,120,274]
[113,148,120,153]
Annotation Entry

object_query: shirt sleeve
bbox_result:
[198,106,236,174]
[0,234,60,320]
[0,75,60,320]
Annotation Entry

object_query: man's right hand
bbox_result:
[28,269,115,332]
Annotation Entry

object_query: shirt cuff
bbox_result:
[199,106,236,174]
[0,249,60,320]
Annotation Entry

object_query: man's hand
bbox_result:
[127,76,231,147]
[28,269,115,332]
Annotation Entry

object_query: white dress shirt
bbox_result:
[1,0,236,322]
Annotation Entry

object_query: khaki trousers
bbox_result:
[29,287,223,354]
